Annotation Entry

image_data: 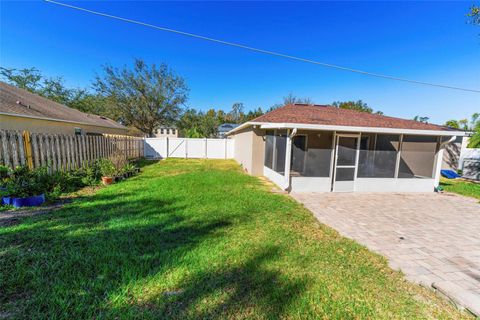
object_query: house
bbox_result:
[0,81,127,135]
[152,126,178,138]
[217,123,239,138]
[226,103,465,192]
[442,133,480,179]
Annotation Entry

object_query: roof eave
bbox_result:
[224,121,269,136]
[0,112,127,131]
[258,122,465,136]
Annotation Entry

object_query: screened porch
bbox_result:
[263,129,447,192]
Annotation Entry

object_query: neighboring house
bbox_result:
[226,103,465,193]
[0,82,127,135]
[218,123,239,138]
[442,134,480,180]
[152,126,178,138]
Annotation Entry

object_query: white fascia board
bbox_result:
[259,122,465,136]
[224,122,269,136]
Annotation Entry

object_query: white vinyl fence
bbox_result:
[144,137,234,159]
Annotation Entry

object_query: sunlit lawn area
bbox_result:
[0,159,471,319]
[441,177,480,200]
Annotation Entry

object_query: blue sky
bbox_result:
[1,1,479,124]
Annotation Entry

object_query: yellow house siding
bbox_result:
[0,114,127,135]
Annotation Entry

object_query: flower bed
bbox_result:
[0,157,140,209]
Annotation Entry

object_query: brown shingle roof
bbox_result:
[0,81,126,130]
[252,104,451,131]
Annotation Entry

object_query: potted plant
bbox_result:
[121,163,136,178]
[1,166,46,208]
[98,158,116,185]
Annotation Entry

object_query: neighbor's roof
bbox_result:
[218,123,240,132]
[0,81,126,130]
[227,104,463,136]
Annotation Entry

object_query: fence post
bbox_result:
[205,138,208,159]
[185,138,188,158]
[31,133,40,168]
[166,137,169,158]
[224,138,227,159]
[23,130,34,169]
[1,130,11,168]
[17,131,26,166]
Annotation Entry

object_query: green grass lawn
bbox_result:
[0,159,470,319]
[440,177,480,200]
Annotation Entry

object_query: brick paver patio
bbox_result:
[291,192,480,315]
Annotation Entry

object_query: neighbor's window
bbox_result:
[172,129,176,134]
[74,128,82,135]
[358,134,399,178]
[291,131,333,177]
[398,135,438,179]
[166,128,170,134]
[160,128,164,134]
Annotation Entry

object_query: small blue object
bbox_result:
[2,196,12,205]
[440,170,461,179]
[12,194,45,208]
[1,194,45,208]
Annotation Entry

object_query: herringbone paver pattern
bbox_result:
[291,192,480,315]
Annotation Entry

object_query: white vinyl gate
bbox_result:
[144,137,234,159]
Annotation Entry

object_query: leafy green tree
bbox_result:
[469,125,480,148]
[95,59,188,137]
[413,115,430,123]
[467,4,480,25]
[0,67,42,92]
[332,100,377,114]
[0,66,114,119]
[445,120,460,129]
[241,107,264,122]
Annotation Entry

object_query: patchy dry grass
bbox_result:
[0,159,471,319]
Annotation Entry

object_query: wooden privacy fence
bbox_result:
[0,129,144,171]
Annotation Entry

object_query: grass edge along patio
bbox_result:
[227,103,466,193]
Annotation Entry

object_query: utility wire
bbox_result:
[45,0,480,93]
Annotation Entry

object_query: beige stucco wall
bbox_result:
[0,114,127,135]
[232,126,265,176]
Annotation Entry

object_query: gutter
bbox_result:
[0,112,127,131]
[225,121,465,137]
[258,122,465,137]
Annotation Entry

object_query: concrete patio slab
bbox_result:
[291,192,480,316]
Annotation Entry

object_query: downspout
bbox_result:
[284,128,297,191]
[434,135,457,189]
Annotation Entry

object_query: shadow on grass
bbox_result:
[126,246,309,319]
[0,186,306,319]
[134,158,160,168]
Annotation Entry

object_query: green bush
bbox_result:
[2,158,137,204]
[98,158,116,177]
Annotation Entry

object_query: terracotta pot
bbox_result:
[102,176,113,185]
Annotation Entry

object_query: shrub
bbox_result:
[98,158,116,177]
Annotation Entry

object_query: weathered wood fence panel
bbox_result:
[0,130,144,171]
